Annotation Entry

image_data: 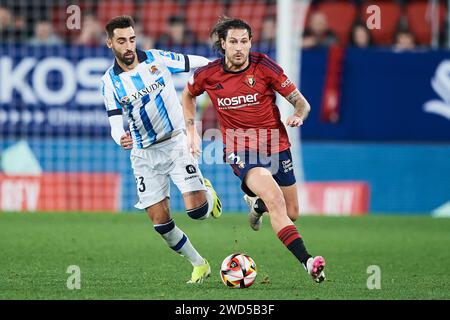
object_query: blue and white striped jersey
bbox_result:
[102,49,190,149]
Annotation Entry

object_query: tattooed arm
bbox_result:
[284,89,311,127]
[286,89,311,120]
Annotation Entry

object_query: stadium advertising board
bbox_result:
[0,173,120,212]
[0,46,449,141]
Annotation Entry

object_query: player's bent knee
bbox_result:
[261,192,286,212]
[186,201,209,220]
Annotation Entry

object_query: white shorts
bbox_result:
[130,132,206,209]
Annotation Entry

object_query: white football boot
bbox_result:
[243,195,267,231]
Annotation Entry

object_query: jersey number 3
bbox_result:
[136,176,146,192]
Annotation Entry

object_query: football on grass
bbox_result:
[220,253,257,288]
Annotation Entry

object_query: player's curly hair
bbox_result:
[105,15,135,39]
[210,16,252,54]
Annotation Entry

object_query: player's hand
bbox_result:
[286,114,304,127]
[120,131,133,150]
[187,129,202,158]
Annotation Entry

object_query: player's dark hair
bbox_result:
[210,17,252,54]
[105,15,135,39]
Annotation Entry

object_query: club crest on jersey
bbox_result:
[150,65,161,75]
[246,75,255,88]
[121,96,130,104]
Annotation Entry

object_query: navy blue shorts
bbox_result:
[225,149,296,197]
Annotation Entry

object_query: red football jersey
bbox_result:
[188,52,297,154]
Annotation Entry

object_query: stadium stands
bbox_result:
[406,1,447,45]
[228,1,275,42]
[361,1,402,45]
[97,0,136,28]
[141,0,181,39]
[51,2,96,40]
[0,0,446,49]
[316,1,357,46]
[185,0,226,42]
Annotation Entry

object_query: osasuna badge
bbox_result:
[246,75,255,87]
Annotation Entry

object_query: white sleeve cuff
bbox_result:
[108,114,125,146]
[187,55,211,69]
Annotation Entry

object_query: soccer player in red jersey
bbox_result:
[181,18,326,283]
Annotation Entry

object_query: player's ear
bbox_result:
[220,38,226,51]
[106,37,113,49]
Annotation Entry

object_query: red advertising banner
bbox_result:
[320,46,345,123]
[0,174,368,215]
[0,173,121,212]
[300,181,370,215]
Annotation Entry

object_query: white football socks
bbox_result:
[154,219,204,266]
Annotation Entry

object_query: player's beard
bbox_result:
[229,53,248,69]
[115,49,136,66]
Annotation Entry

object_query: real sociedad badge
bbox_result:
[150,65,161,75]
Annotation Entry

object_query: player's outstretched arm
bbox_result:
[187,55,211,69]
[284,89,311,127]
[181,86,202,157]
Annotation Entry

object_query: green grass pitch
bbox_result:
[0,212,449,300]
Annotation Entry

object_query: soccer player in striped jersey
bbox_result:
[182,18,326,283]
[101,16,222,284]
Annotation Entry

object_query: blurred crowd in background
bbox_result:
[0,0,447,51]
